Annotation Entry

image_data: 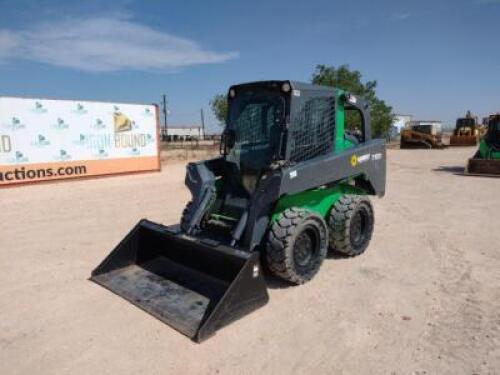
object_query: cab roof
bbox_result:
[228,80,344,95]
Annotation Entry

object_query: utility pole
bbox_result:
[162,94,168,139]
[200,108,205,140]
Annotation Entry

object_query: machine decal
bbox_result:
[357,154,371,164]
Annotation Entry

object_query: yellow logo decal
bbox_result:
[350,154,358,167]
[113,112,132,133]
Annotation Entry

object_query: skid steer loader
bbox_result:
[450,111,480,147]
[466,114,500,176]
[400,123,446,149]
[91,81,386,342]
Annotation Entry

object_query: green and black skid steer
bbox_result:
[466,113,500,176]
[91,81,386,342]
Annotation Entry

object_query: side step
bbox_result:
[90,220,269,342]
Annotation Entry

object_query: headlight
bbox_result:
[229,89,236,98]
[346,93,357,104]
[281,82,291,93]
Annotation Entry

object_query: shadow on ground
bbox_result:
[264,251,348,290]
[433,165,465,175]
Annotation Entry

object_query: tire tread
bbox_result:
[266,208,327,284]
[328,195,374,257]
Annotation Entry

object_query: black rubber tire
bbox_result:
[328,195,374,257]
[180,201,194,233]
[266,208,328,285]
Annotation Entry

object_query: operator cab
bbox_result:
[222,81,370,172]
[486,115,500,148]
[456,117,476,130]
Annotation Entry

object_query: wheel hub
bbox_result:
[294,231,314,266]
[350,209,367,247]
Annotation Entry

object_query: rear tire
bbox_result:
[328,195,374,257]
[266,208,328,284]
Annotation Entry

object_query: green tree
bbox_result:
[312,64,394,137]
[210,94,228,127]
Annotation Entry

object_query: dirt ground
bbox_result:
[1,147,499,375]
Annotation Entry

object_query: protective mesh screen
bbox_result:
[289,96,335,163]
[233,103,274,145]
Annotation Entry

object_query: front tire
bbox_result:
[266,208,328,284]
[328,195,374,257]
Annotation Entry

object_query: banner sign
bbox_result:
[0,97,160,185]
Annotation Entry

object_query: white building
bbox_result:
[160,125,205,141]
[393,114,412,134]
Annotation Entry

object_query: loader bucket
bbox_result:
[466,158,500,177]
[91,220,269,342]
[450,135,478,146]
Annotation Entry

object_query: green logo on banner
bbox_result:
[32,101,48,113]
[95,148,109,158]
[129,147,140,156]
[53,118,69,129]
[4,117,25,130]
[92,118,106,129]
[32,134,50,146]
[74,103,87,114]
[9,151,28,163]
[55,149,71,161]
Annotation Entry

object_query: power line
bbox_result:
[162,94,168,136]
[200,108,205,139]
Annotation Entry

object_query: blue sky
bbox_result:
[0,0,499,132]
